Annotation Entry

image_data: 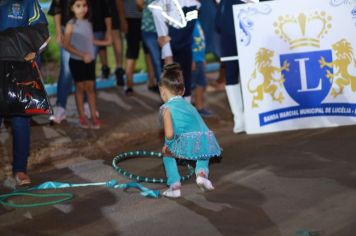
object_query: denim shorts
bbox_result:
[191,61,207,89]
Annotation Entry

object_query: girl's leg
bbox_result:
[163,157,181,186]
[163,156,182,198]
[84,81,97,121]
[195,160,209,177]
[196,160,214,191]
[75,82,89,128]
[75,82,85,118]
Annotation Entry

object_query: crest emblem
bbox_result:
[8,1,24,20]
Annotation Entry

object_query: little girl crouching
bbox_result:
[159,63,221,198]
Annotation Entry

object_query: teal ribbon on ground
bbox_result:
[0,150,186,208]
[0,179,160,208]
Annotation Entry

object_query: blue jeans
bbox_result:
[56,46,74,108]
[142,31,162,82]
[163,157,209,186]
[94,31,105,59]
[192,61,207,89]
[0,116,30,173]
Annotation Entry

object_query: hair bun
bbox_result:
[163,62,181,72]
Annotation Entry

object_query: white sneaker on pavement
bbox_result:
[162,188,181,198]
[49,106,66,124]
[162,182,181,198]
[196,176,215,191]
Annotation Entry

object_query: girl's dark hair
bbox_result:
[159,63,185,95]
[68,0,91,20]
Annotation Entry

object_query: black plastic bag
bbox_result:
[0,61,52,116]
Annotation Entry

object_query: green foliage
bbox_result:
[42,13,60,64]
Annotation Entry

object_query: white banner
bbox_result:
[233,0,356,134]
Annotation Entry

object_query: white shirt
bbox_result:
[149,0,200,58]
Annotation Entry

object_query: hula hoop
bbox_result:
[112,151,195,183]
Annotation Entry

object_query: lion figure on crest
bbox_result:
[319,39,356,98]
[248,48,289,108]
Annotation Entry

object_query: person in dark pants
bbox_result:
[150,0,200,102]
[0,0,48,185]
[216,0,247,133]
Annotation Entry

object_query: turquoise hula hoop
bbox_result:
[112,151,195,183]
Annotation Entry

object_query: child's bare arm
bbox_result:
[162,108,174,140]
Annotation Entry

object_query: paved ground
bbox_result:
[1,74,356,236]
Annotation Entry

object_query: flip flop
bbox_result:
[14,172,31,186]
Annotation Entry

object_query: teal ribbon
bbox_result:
[0,179,160,208]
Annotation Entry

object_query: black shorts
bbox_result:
[109,0,120,30]
[69,58,96,82]
[125,18,148,59]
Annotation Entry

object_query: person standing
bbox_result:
[216,0,246,133]
[150,0,201,102]
[48,0,74,124]
[63,0,111,129]
[0,0,48,185]
[137,0,162,92]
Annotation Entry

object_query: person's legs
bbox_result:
[192,62,212,116]
[125,18,141,94]
[125,59,136,93]
[112,29,125,86]
[99,47,110,79]
[74,82,88,128]
[163,156,181,198]
[142,31,162,83]
[195,160,209,177]
[85,80,100,129]
[195,159,214,190]
[221,32,245,133]
[51,47,73,124]
[94,31,110,79]
[11,116,31,182]
[144,53,156,88]
[56,47,74,108]
[173,45,193,98]
[112,29,124,69]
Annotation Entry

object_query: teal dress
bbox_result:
[160,96,221,160]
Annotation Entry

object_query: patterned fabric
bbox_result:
[192,20,206,62]
[160,96,221,160]
[124,0,142,19]
[141,0,156,32]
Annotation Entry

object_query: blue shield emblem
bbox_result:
[280,50,333,107]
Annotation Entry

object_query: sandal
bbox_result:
[14,172,31,186]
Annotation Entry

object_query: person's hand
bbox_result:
[24,52,36,61]
[82,53,93,63]
[55,33,63,46]
[158,36,171,47]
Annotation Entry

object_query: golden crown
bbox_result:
[274,12,332,50]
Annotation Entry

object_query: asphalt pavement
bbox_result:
[1,75,356,236]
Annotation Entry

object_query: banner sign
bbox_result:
[233,0,356,134]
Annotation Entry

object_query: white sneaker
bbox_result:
[196,176,215,191]
[84,103,100,119]
[162,188,181,198]
[49,106,66,124]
